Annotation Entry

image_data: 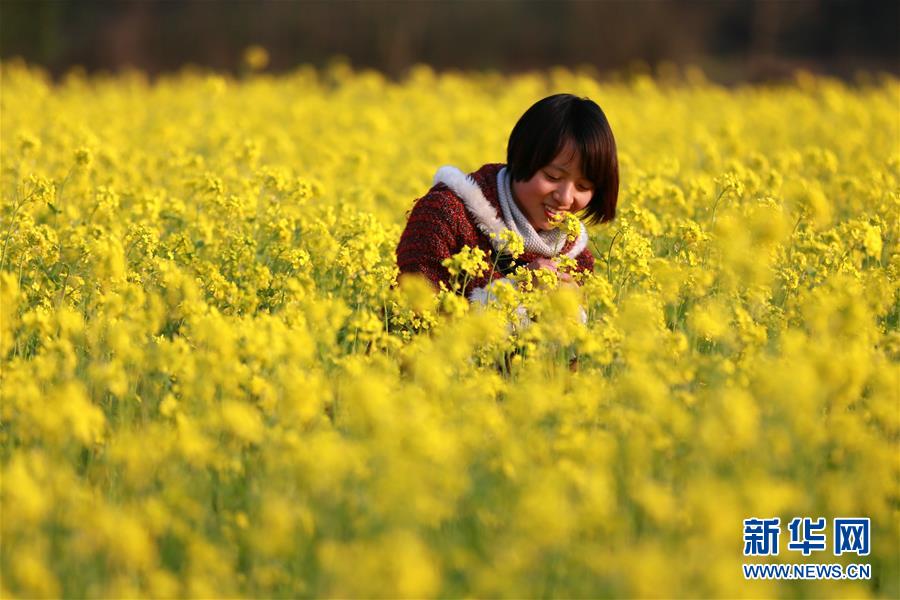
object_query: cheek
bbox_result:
[573,193,593,211]
[524,179,554,202]
[531,177,553,196]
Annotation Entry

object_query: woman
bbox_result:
[396,93,618,303]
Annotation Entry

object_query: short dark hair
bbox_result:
[506,94,618,225]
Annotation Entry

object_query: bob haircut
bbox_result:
[506,94,618,225]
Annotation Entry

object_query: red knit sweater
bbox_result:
[396,163,595,297]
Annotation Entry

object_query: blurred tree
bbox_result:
[0,0,896,81]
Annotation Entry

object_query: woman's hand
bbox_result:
[525,257,574,284]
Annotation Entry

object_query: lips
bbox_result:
[543,206,559,221]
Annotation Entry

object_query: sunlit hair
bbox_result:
[506,93,619,224]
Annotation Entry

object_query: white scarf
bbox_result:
[496,167,566,257]
[431,165,589,260]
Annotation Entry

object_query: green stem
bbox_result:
[606,228,624,283]
[483,243,510,298]
[615,272,633,304]
[57,264,71,306]
[709,188,727,227]
[790,214,804,239]
[0,190,37,271]
[55,165,76,212]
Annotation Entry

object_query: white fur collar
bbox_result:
[433,165,589,258]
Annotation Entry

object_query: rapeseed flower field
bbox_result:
[1,59,898,598]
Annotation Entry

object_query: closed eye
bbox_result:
[543,171,560,181]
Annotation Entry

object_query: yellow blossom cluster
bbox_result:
[1,59,898,598]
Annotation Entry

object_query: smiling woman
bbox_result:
[395,93,619,301]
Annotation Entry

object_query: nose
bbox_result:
[555,181,575,209]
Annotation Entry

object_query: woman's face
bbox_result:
[511,141,594,231]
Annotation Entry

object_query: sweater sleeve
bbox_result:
[573,245,595,280]
[396,190,460,290]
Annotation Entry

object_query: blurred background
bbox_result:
[1,0,897,83]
